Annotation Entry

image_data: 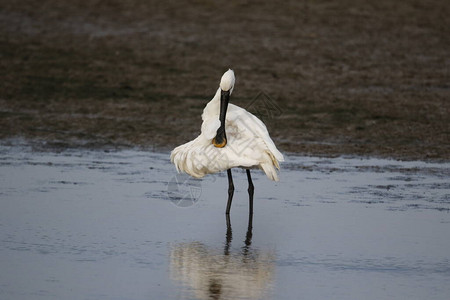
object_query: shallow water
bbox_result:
[0,146,449,300]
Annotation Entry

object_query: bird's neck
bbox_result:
[203,88,221,118]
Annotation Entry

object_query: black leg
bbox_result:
[242,212,253,256]
[226,169,234,215]
[246,169,254,215]
[224,214,232,255]
[245,213,253,246]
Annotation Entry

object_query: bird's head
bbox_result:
[212,69,235,148]
[220,69,235,95]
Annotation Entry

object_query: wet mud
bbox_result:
[1,0,449,160]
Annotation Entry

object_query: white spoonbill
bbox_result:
[170,69,284,214]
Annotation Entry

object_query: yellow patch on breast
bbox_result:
[212,137,227,148]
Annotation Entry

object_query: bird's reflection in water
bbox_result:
[170,214,275,300]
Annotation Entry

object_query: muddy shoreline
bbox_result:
[1,0,449,160]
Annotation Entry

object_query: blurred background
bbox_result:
[1,0,449,159]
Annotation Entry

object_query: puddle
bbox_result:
[0,145,449,300]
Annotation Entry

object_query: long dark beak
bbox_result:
[212,90,230,148]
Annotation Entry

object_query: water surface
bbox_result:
[0,146,449,299]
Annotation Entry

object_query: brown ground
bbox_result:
[1,0,449,160]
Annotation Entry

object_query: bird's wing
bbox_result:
[226,104,284,162]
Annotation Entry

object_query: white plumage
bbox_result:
[171,69,284,181]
